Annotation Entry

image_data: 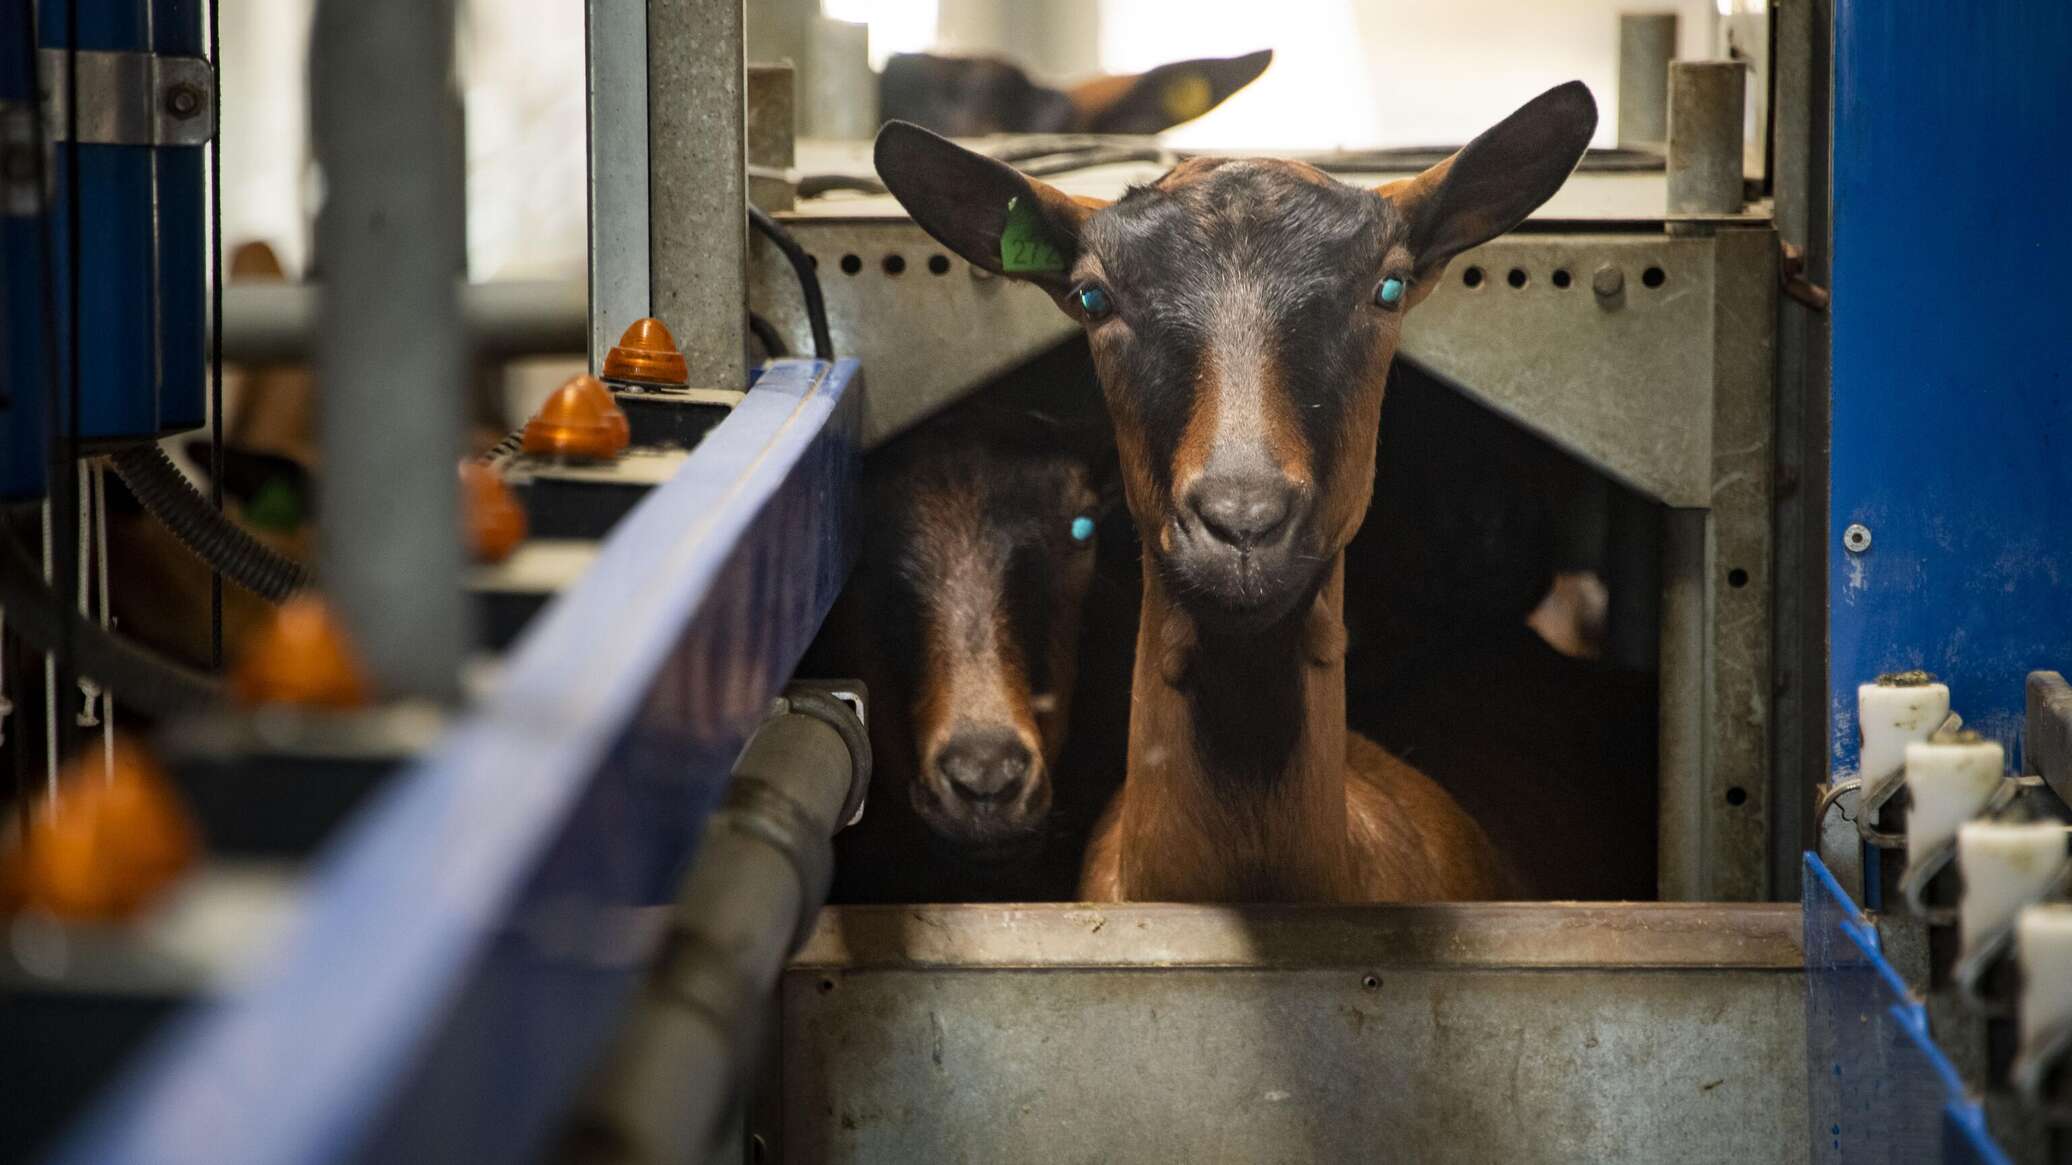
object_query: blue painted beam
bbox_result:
[51,358,862,1164]
[1828,3,2072,771]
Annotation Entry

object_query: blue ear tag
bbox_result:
[1070,515,1095,543]
[1377,276,1406,307]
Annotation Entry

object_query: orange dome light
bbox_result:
[460,461,527,563]
[231,594,374,709]
[569,373,632,450]
[3,737,200,921]
[601,317,690,388]
[522,376,628,461]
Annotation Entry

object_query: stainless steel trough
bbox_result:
[763,902,1807,1164]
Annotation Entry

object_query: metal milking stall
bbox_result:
[0,0,2068,1162]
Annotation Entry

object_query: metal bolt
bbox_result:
[165,84,204,119]
[1592,265,1624,298]
[1843,523,1872,553]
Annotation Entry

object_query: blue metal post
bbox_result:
[1,0,52,498]
[1828,4,2072,772]
[42,0,161,443]
[152,0,204,434]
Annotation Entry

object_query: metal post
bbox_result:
[586,0,650,369]
[803,18,874,141]
[1617,13,1677,151]
[1770,0,1833,899]
[1667,61,1747,215]
[310,0,467,699]
[648,0,748,388]
[746,63,795,213]
[1657,506,1710,901]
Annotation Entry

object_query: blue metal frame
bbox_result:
[1,0,51,498]
[49,358,862,1164]
[1828,3,2072,772]
[1803,853,2010,1164]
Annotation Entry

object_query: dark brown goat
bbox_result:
[876,82,1599,902]
[811,402,1129,903]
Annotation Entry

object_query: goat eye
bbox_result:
[1375,276,1407,309]
[1075,284,1112,319]
[1070,515,1096,543]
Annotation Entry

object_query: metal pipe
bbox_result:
[648,0,749,388]
[560,688,868,1164]
[310,0,468,699]
[1666,61,1747,215]
[216,280,587,364]
[1657,506,1709,900]
[1616,13,1677,152]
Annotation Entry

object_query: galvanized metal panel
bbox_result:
[51,359,861,1165]
[775,903,1807,1165]
[754,223,1727,508]
[1827,3,2072,771]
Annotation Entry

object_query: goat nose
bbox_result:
[935,731,1033,802]
[1187,474,1295,550]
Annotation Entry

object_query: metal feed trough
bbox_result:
[764,902,1807,1163]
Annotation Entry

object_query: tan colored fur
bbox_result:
[1080,558,1506,903]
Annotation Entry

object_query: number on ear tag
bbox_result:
[1000,196,1068,274]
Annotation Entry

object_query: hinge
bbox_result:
[37,49,215,147]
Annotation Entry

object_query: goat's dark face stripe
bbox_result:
[1077,159,1408,621]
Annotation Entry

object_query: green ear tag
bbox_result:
[245,477,304,532]
[1000,195,1067,274]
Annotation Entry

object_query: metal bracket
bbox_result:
[37,49,215,147]
[778,680,870,828]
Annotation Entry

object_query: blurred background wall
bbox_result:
[217,0,1736,284]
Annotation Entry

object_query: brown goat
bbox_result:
[876,82,1598,902]
[808,399,1127,903]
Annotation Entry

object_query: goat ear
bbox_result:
[875,120,1103,295]
[1379,81,1596,280]
[1069,49,1273,134]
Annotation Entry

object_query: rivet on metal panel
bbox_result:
[1592,264,1624,304]
[1842,523,1872,553]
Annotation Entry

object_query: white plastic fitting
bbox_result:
[2017,903,2072,1051]
[1903,736,2004,864]
[1957,821,2068,958]
[1859,678,1951,820]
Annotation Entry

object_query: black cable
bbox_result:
[208,0,224,667]
[746,311,788,360]
[0,526,220,716]
[747,205,833,362]
[796,173,885,199]
[110,444,312,601]
[1020,147,1166,178]
[988,136,1107,164]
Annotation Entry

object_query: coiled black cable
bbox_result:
[0,526,221,715]
[747,205,834,362]
[110,444,312,602]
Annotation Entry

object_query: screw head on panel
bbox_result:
[1843,523,1872,553]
